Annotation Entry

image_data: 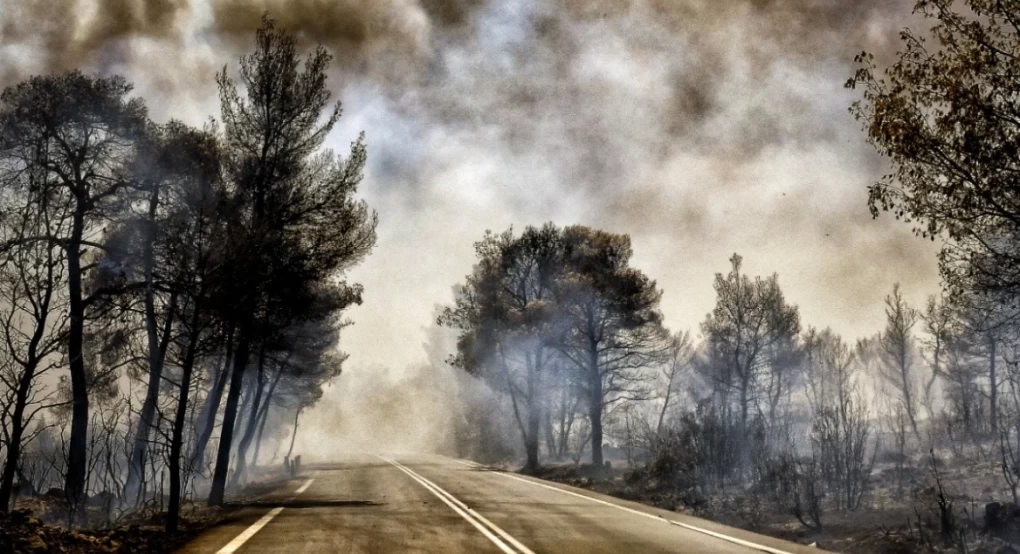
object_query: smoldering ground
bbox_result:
[0,0,939,453]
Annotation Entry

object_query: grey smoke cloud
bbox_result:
[0,0,941,448]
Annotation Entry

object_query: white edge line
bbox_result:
[495,472,799,554]
[380,456,520,554]
[214,478,316,554]
[390,458,536,554]
[295,478,315,494]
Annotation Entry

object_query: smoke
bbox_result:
[1,0,942,451]
[209,0,431,81]
[0,0,187,83]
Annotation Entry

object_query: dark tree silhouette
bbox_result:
[0,170,70,511]
[0,72,148,517]
[441,224,563,473]
[699,254,800,461]
[207,16,376,506]
[552,226,667,471]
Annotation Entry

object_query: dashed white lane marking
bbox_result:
[214,478,315,554]
[492,471,798,554]
[380,456,535,554]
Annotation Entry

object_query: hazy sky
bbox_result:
[0,0,942,378]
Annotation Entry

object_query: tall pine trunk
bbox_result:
[588,346,604,472]
[65,205,88,521]
[251,368,282,469]
[125,292,176,505]
[208,318,252,506]
[192,329,233,469]
[231,346,267,487]
[990,337,998,433]
[167,308,201,533]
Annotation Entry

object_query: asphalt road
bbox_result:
[176,454,822,554]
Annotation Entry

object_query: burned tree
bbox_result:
[207,16,376,506]
[656,331,694,436]
[553,226,668,471]
[803,328,873,511]
[875,284,922,440]
[698,253,800,473]
[0,170,70,511]
[152,123,226,533]
[441,225,563,473]
[0,72,148,515]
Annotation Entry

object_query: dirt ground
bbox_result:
[1,472,293,554]
[526,456,1020,554]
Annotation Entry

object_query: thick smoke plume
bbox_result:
[0,0,939,451]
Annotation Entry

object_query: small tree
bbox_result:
[656,331,693,436]
[804,328,874,511]
[0,180,70,511]
[699,254,800,476]
[876,284,922,441]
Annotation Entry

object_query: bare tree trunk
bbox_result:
[543,405,556,459]
[558,385,572,459]
[251,368,282,469]
[167,308,201,533]
[901,366,920,440]
[285,406,303,465]
[208,317,252,506]
[65,206,88,521]
[192,329,233,469]
[231,346,267,488]
[657,377,674,436]
[125,265,177,506]
[588,346,604,472]
[524,352,541,473]
[991,338,999,433]
[0,361,36,511]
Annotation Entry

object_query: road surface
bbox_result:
[177,454,822,554]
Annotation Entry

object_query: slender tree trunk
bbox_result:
[524,352,541,473]
[902,373,920,440]
[65,205,88,520]
[126,287,177,505]
[208,318,252,506]
[126,188,163,504]
[192,329,233,469]
[167,308,201,533]
[657,377,674,436]
[991,338,999,433]
[231,346,267,488]
[251,368,282,469]
[558,386,571,459]
[543,405,556,459]
[0,361,35,511]
[588,346,604,473]
[286,406,303,464]
[739,376,752,480]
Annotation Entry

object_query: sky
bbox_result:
[0,0,945,447]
